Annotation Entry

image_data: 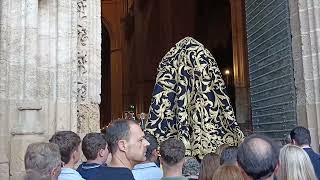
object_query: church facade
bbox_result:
[0,0,319,179]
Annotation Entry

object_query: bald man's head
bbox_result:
[237,134,279,180]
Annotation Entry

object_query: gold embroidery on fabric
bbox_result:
[146,37,244,159]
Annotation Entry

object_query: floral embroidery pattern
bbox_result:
[146,37,244,159]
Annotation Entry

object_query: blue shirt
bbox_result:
[304,148,320,179]
[77,163,107,180]
[132,162,163,180]
[58,168,85,180]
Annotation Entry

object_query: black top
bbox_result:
[77,163,107,180]
[95,166,135,180]
[77,163,134,180]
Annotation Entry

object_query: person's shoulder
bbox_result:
[96,167,134,180]
[132,164,163,180]
[59,168,85,180]
[306,148,320,157]
[76,163,86,172]
[107,167,132,173]
[160,176,189,180]
[133,162,160,170]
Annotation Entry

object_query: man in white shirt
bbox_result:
[133,133,163,180]
[49,131,85,180]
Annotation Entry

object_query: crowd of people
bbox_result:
[23,119,320,180]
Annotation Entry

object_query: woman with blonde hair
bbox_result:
[212,165,244,180]
[278,144,317,180]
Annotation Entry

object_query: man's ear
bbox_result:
[71,150,78,162]
[50,165,61,178]
[151,149,158,158]
[98,148,105,157]
[118,140,127,152]
[292,139,297,145]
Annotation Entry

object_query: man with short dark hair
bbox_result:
[49,131,84,180]
[96,119,150,180]
[132,133,163,180]
[237,134,279,180]
[77,133,109,180]
[220,146,238,165]
[160,138,187,180]
[290,126,320,179]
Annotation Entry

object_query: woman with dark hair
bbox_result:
[198,153,220,180]
[212,165,244,180]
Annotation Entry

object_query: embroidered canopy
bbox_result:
[146,37,244,158]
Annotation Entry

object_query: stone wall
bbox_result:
[0,0,101,179]
[289,0,320,150]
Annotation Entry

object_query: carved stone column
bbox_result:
[76,0,101,133]
[0,0,101,179]
[0,0,9,178]
[289,0,320,151]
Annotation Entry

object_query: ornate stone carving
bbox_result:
[77,103,100,133]
[76,0,88,104]
[76,0,101,133]
[77,50,88,74]
[76,0,89,131]
[77,26,88,46]
[77,0,87,18]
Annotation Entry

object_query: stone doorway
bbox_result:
[127,0,251,130]
[100,0,251,131]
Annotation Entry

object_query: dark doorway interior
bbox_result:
[195,0,235,108]
[100,22,111,132]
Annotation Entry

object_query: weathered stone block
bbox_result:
[0,163,9,180]
[77,103,100,133]
[10,135,46,176]
[304,79,317,104]
[296,104,308,126]
[290,15,301,37]
[309,126,319,153]
[301,55,314,80]
[11,102,44,135]
[299,11,314,34]
[0,136,9,163]
[9,173,24,180]
[295,81,307,106]
[55,102,73,131]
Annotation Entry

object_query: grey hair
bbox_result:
[182,156,200,176]
[24,142,61,178]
